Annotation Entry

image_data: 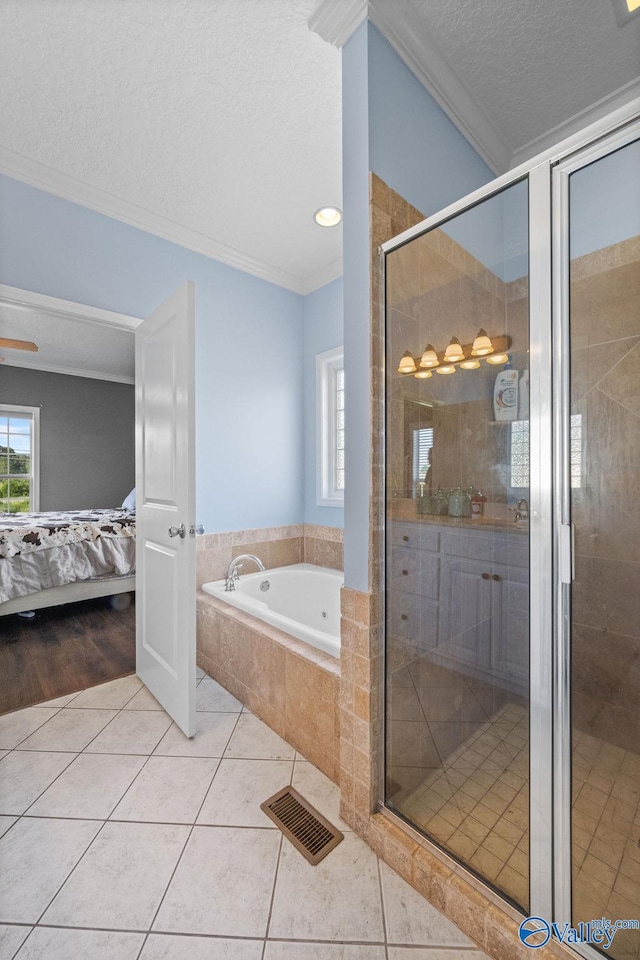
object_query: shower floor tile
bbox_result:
[390,659,640,955]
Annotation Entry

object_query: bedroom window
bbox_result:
[316,346,344,506]
[0,404,40,513]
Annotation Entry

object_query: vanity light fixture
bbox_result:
[444,337,465,363]
[471,329,494,357]
[396,332,512,376]
[398,351,417,374]
[313,206,342,227]
[419,344,439,368]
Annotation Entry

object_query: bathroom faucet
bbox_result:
[224,554,265,591]
[509,498,529,522]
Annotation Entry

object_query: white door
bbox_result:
[135,281,196,737]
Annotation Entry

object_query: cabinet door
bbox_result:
[491,564,529,691]
[438,557,492,670]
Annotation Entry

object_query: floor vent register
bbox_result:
[261,786,344,865]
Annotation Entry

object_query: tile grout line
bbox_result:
[261,831,284,960]
[377,856,390,955]
[141,700,245,937]
[32,816,110,927]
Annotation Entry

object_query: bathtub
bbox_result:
[202,562,342,658]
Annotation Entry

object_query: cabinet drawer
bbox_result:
[388,545,440,600]
[389,521,440,553]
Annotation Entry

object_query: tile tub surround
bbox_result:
[196,523,343,587]
[0,674,493,959]
[197,591,341,783]
[334,174,576,960]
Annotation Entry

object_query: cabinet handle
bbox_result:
[402,569,409,576]
[403,535,409,542]
[481,572,490,580]
[492,574,501,582]
[401,614,408,621]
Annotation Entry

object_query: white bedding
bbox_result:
[0,509,136,604]
[0,536,136,603]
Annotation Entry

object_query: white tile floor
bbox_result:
[0,672,491,960]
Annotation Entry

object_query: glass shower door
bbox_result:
[562,134,640,960]
[384,179,532,911]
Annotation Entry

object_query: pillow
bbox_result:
[122,487,136,512]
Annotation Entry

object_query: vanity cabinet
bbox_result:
[387,519,529,693]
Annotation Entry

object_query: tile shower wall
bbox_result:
[196,524,344,588]
[386,232,528,504]
[337,174,571,960]
[569,235,640,755]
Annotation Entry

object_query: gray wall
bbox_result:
[1,367,134,511]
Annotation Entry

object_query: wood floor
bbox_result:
[0,596,136,714]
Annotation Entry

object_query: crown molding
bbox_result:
[0,284,142,329]
[1,357,134,385]
[367,0,510,174]
[0,286,137,383]
[510,78,640,169]
[308,0,368,47]
[309,0,510,173]
[300,256,344,295]
[0,148,308,295]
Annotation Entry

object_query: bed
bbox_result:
[0,508,136,616]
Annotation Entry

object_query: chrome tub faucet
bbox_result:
[224,553,265,591]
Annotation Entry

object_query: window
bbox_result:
[316,346,344,505]
[510,414,582,489]
[412,427,434,488]
[0,404,40,513]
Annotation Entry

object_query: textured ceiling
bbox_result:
[408,0,640,160]
[0,0,343,293]
[0,304,134,383]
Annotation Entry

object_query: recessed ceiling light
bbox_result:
[314,206,342,227]
[611,0,640,25]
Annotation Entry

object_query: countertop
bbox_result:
[389,499,529,535]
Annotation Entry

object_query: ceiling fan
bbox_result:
[0,337,39,363]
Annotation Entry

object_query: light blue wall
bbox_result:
[342,22,494,591]
[367,25,493,221]
[0,175,304,534]
[343,23,373,591]
[303,276,344,528]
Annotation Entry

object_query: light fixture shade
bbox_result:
[444,337,464,363]
[471,329,494,356]
[435,364,456,375]
[414,369,432,379]
[486,353,509,365]
[419,344,439,368]
[398,351,417,374]
[460,359,480,370]
[313,206,342,227]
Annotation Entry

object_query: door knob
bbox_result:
[481,572,490,580]
[168,524,186,539]
[190,524,205,536]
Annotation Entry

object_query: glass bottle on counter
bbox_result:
[434,488,449,516]
[448,486,471,517]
